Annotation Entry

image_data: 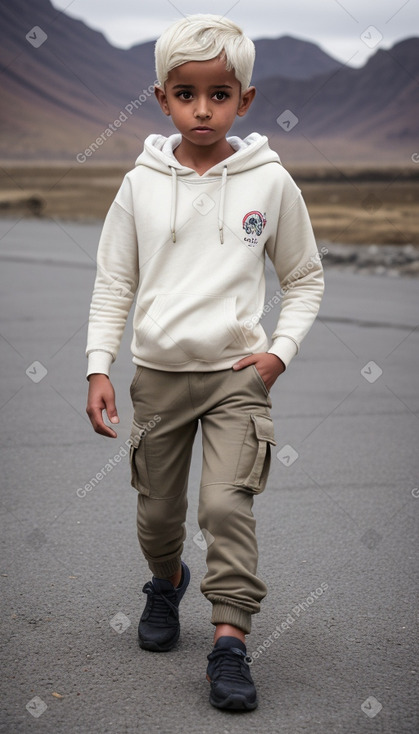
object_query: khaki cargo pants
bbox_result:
[129,364,276,634]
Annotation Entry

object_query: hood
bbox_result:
[134,132,280,244]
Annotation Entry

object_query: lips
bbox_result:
[192,126,214,131]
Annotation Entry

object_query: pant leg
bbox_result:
[197,365,276,634]
[129,366,198,578]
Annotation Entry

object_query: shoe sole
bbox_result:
[209,692,258,711]
[207,675,258,711]
[138,628,180,652]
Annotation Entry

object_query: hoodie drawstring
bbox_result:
[170,166,178,243]
[218,165,227,245]
[169,164,228,245]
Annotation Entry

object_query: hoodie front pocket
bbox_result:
[138,293,247,364]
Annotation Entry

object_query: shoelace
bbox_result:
[142,581,179,626]
[208,647,251,684]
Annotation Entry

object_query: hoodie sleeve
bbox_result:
[265,173,324,368]
[85,176,139,378]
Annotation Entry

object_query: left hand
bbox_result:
[232,352,286,391]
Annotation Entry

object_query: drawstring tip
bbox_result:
[171,231,176,243]
[219,229,224,245]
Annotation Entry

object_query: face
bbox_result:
[154,55,255,149]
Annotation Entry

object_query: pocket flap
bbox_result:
[251,414,276,445]
[129,421,146,450]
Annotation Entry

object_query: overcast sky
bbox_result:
[51,0,418,67]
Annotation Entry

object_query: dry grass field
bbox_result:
[0,163,418,245]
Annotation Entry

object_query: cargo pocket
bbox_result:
[234,414,276,493]
[129,420,150,495]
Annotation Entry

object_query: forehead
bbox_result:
[166,56,239,88]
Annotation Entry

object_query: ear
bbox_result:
[237,86,256,117]
[154,84,171,116]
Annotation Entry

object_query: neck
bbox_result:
[174,137,235,173]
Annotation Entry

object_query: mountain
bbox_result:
[0,0,160,158]
[0,0,418,162]
[251,36,344,81]
[242,38,419,143]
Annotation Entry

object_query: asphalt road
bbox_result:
[1,218,418,733]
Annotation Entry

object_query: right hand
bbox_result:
[86,373,120,438]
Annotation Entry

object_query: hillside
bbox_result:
[0,0,418,162]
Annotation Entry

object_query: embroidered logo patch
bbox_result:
[242,210,267,246]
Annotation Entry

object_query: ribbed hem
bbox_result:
[211,601,252,635]
[148,556,181,579]
[86,350,114,378]
[268,336,298,368]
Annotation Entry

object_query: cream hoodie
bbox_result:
[86,132,324,376]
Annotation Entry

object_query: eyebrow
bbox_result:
[171,84,234,90]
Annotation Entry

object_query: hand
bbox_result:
[86,373,120,437]
[232,352,285,391]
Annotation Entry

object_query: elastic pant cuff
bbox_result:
[211,601,252,635]
[148,556,181,579]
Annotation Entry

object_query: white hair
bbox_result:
[154,14,255,92]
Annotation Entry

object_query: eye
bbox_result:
[213,91,229,100]
[175,91,192,100]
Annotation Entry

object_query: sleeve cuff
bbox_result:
[268,337,298,369]
[86,350,114,379]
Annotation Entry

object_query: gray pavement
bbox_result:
[1,217,418,733]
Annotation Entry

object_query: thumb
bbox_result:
[232,354,257,370]
[105,397,119,424]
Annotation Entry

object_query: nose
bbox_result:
[194,95,211,119]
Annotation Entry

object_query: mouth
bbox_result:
[192,126,214,131]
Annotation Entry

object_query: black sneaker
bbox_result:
[206,636,258,711]
[138,560,190,652]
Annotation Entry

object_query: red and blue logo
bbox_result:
[242,211,267,240]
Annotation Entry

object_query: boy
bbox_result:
[86,14,324,712]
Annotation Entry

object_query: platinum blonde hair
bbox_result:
[155,14,255,92]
